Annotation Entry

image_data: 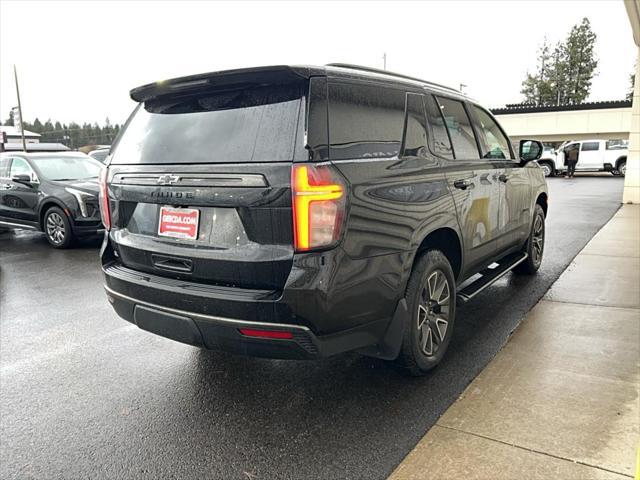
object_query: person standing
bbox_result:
[565,145,579,178]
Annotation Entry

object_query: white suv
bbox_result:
[556,139,628,176]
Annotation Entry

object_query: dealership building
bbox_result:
[491,100,632,148]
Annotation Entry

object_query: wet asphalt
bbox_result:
[0,175,625,480]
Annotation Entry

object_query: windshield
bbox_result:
[110,83,303,164]
[31,156,102,181]
[89,149,109,163]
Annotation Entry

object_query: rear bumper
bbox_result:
[104,282,388,360]
[101,233,408,359]
[105,285,321,359]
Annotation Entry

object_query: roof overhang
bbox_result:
[625,0,640,46]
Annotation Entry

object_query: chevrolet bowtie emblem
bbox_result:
[157,174,180,185]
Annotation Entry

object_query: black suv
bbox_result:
[0,151,103,247]
[100,64,547,374]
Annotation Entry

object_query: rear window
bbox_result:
[606,140,627,150]
[110,84,303,164]
[581,142,599,151]
[328,82,405,160]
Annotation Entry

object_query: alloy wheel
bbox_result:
[540,164,552,177]
[620,163,626,176]
[417,270,451,356]
[531,214,544,266]
[46,212,66,245]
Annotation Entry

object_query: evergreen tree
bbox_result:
[628,70,636,101]
[32,118,44,133]
[3,110,123,147]
[521,39,553,105]
[521,17,598,106]
[4,110,15,126]
[563,18,598,104]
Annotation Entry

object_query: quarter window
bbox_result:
[435,97,480,159]
[328,82,405,160]
[472,106,513,160]
[401,93,428,158]
[581,142,600,151]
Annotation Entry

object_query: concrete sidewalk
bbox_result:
[390,205,640,480]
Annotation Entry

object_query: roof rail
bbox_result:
[326,63,460,93]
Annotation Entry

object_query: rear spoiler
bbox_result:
[130,65,316,103]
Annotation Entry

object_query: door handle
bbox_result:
[453,179,471,190]
[498,174,509,183]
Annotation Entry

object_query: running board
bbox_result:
[456,252,528,303]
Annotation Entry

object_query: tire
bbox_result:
[539,162,554,177]
[43,206,74,248]
[513,204,545,275]
[618,160,626,177]
[394,250,456,376]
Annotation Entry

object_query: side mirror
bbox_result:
[11,174,34,186]
[519,140,543,164]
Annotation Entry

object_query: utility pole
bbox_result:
[459,83,467,94]
[13,65,27,151]
[383,53,387,70]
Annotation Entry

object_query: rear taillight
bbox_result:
[99,167,111,231]
[292,164,346,252]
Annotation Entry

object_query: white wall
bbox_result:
[622,48,639,204]
[495,107,632,144]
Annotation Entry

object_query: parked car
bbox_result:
[100,64,547,375]
[0,151,103,247]
[88,148,110,164]
[537,146,557,177]
[555,139,628,176]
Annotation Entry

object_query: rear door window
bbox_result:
[425,95,453,159]
[328,82,405,160]
[581,142,600,151]
[435,96,480,159]
[401,93,428,158]
[110,83,304,164]
[471,105,513,160]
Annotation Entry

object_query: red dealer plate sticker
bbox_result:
[158,206,200,240]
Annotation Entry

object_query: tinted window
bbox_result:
[581,142,599,151]
[402,93,428,158]
[0,157,10,177]
[307,77,329,161]
[472,106,513,159]
[436,97,479,159]
[328,82,404,160]
[111,84,303,164]
[30,156,102,180]
[425,95,453,159]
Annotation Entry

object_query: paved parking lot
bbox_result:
[0,175,625,479]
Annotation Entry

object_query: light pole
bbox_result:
[13,65,27,151]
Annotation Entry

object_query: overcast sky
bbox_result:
[0,0,636,126]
